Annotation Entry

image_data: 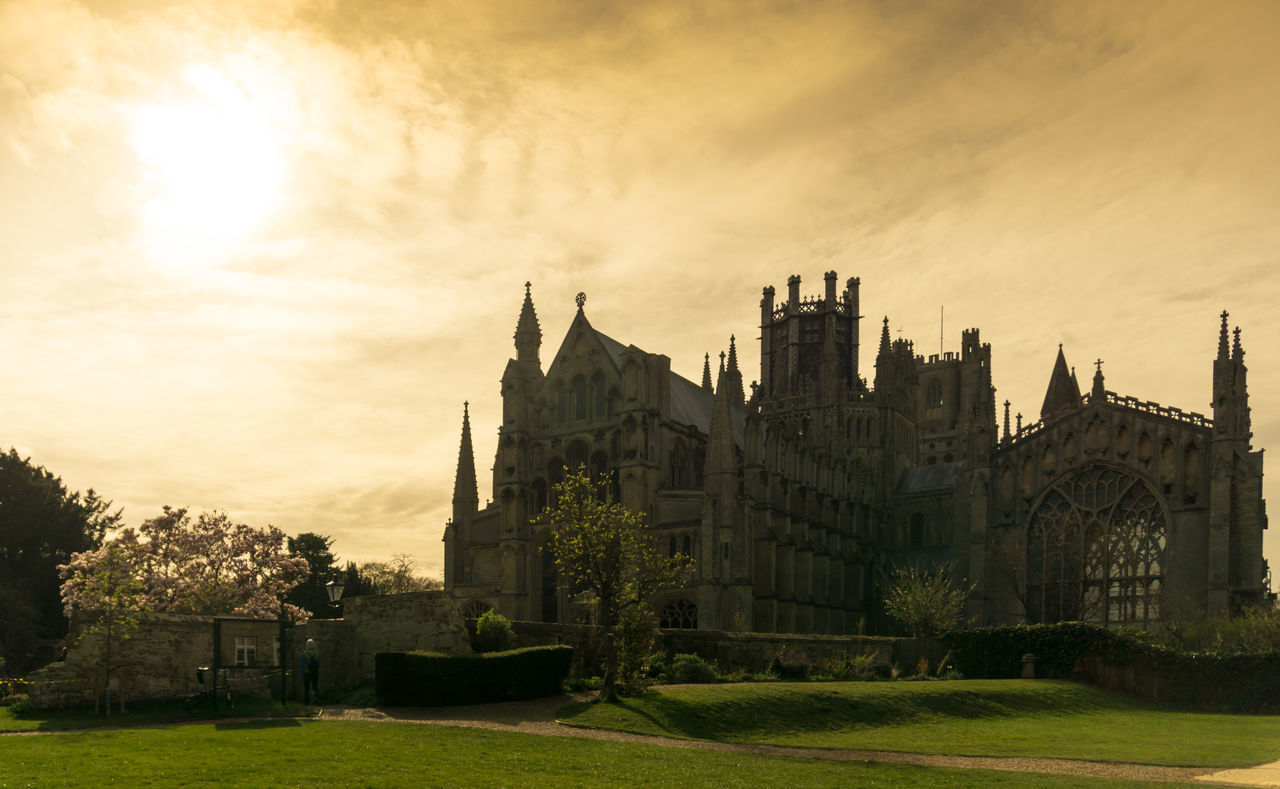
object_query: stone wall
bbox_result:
[25,591,471,710]
[25,613,282,710]
[290,591,471,694]
[507,620,900,674]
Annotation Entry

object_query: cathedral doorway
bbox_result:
[1025,463,1167,625]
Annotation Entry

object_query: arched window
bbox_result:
[660,599,698,629]
[572,375,587,421]
[1026,464,1166,626]
[462,600,493,619]
[926,379,943,408]
[668,536,677,557]
[591,371,606,419]
[682,535,692,557]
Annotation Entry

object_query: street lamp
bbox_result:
[325,577,345,609]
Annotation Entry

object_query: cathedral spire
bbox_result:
[1233,326,1244,360]
[1218,310,1230,360]
[702,353,713,392]
[726,335,745,405]
[878,316,890,357]
[452,402,478,522]
[1002,400,1011,442]
[1091,358,1106,401]
[1040,344,1082,419]
[514,282,542,364]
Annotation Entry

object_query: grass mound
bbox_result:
[558,679,1280,767]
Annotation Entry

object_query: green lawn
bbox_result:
[558,679,1280,768]
[0,720,1194,788]
[0,697,315,732]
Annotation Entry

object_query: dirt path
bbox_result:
[313,695,1273,787]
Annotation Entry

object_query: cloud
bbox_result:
[2,0,1279,572]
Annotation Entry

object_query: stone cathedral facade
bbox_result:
[442,274,1270,633]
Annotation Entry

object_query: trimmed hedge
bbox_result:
[376,645,573,706]
[943,623,1280,712]
[944,623,1121,679]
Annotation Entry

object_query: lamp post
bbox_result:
[325,577,345,611]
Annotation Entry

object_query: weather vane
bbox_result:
[576,292,586,309]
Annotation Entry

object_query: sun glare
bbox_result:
[130,65,286,263]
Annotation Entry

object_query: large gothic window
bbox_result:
[1026,464,1166,626]
[660,599,698,629]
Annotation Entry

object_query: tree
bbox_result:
[882,563,972,638]
[61,506,310,622]
[357,553,441,595]
[57,537,146,714]
[286,532,340,619]
[541,466,689,699]
[0,448,121,672]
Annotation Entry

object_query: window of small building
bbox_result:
[235,636,257,667]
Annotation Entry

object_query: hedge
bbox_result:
[376,645,573,706]
[943,623,1280,712]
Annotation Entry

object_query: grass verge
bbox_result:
[0,720,1194,788]
[557,679,1280,768]
[0,697,317,732]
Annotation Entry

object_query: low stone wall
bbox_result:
[506,620,900,674]
[24,591,471,710]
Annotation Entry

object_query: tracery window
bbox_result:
[462,600,493,619]
[660,599,698,629]
[1026,464,1166,626]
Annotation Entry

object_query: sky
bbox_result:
[3,0,1279,581]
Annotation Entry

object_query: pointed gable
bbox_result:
[1040,345,1082,419]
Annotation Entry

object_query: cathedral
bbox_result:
[442,273,1270,634]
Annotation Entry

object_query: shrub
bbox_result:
[883,563,971,637]
[376,645,573,706]
[666,653,718,684]
[615,605,659,695]
[3,693,31,715]
[769,656,809,681]
[472,610,517,654]
[644,652,669,680]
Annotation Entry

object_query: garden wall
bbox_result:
[23,591,471,709]
[505,620,906,674]
[24,613,280,709]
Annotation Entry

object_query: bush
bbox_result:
[769,656,809,681]
[615,606,659,695]
[376,646,573,706]
[3,693,31,715]
[666,653,718,684]
[472,610,517,653]
[943,621,1280,712]
[944,622,1119,679]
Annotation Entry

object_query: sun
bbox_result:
[130,65,286,262]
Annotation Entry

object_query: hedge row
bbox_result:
[943,623,1280,712]
[375,645,573,706]
[943,623,1122,679]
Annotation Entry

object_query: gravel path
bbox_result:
[313,694,1269,786]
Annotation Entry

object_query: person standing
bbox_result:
[300,639,320,705]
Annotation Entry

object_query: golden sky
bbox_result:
[3,0,1279,580]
